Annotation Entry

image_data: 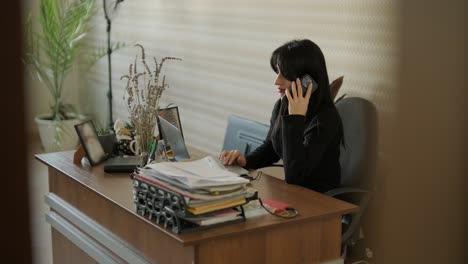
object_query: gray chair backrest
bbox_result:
[336,97,377,189]
[222,115,269,155]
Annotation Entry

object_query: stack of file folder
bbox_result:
[132,156,257,232]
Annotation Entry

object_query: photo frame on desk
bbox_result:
[74,120,107,166]
[157,106,184,139]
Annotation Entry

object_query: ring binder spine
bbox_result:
[132,174,252,234]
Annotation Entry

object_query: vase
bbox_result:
[35,113,86,152]
[138,151,149,167]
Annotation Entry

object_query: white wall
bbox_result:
[23,0,52,135]
[81,0,400,156]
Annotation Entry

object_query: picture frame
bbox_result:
[157,106,184,139]
[74,120,107,166]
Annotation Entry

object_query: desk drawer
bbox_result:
[45,193,149,264]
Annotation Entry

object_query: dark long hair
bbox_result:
[270,39,335,121]
[269,39,343,152]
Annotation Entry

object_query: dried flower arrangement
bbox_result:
[121,44,181,164]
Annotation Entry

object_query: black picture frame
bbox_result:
[74,120,107,166]
[157,106,184,139]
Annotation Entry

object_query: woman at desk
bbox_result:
[220,39,344,193]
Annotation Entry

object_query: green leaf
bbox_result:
[23,0,96,120]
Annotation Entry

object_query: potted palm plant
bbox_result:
[24,0,95,152]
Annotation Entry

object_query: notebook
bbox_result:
[205,155,250,176]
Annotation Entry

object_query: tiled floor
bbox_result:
[28,140,52,264]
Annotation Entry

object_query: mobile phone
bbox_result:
[300,74,318,96]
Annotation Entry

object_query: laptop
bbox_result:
[158,116,191,161]
[158,116,250,177]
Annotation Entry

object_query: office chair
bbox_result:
[221,115,270,155]
[324,97,377,256]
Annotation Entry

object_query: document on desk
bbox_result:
[141,156,249,189]
[134,172,248,201]
[201,156,250,176]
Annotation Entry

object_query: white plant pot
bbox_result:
[35,114,85,152]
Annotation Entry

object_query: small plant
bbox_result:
[121,44,181,162]
[96,126,115,136]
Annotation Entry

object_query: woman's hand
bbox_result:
[219,150,247,167]
[285,78,313,116]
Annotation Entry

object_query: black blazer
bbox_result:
[245,98,342,193]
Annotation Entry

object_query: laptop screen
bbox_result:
[158,116,190,161]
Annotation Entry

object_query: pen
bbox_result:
[149,138,156,159]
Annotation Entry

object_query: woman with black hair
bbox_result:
[219,39,344,193]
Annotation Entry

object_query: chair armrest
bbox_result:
[324,187,370,197]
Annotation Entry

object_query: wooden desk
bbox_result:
[36,151,358,264]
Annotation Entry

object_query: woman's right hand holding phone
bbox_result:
[219,149,247,167]
[286,78,313,116]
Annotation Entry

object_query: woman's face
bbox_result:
[274,68,292,97]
